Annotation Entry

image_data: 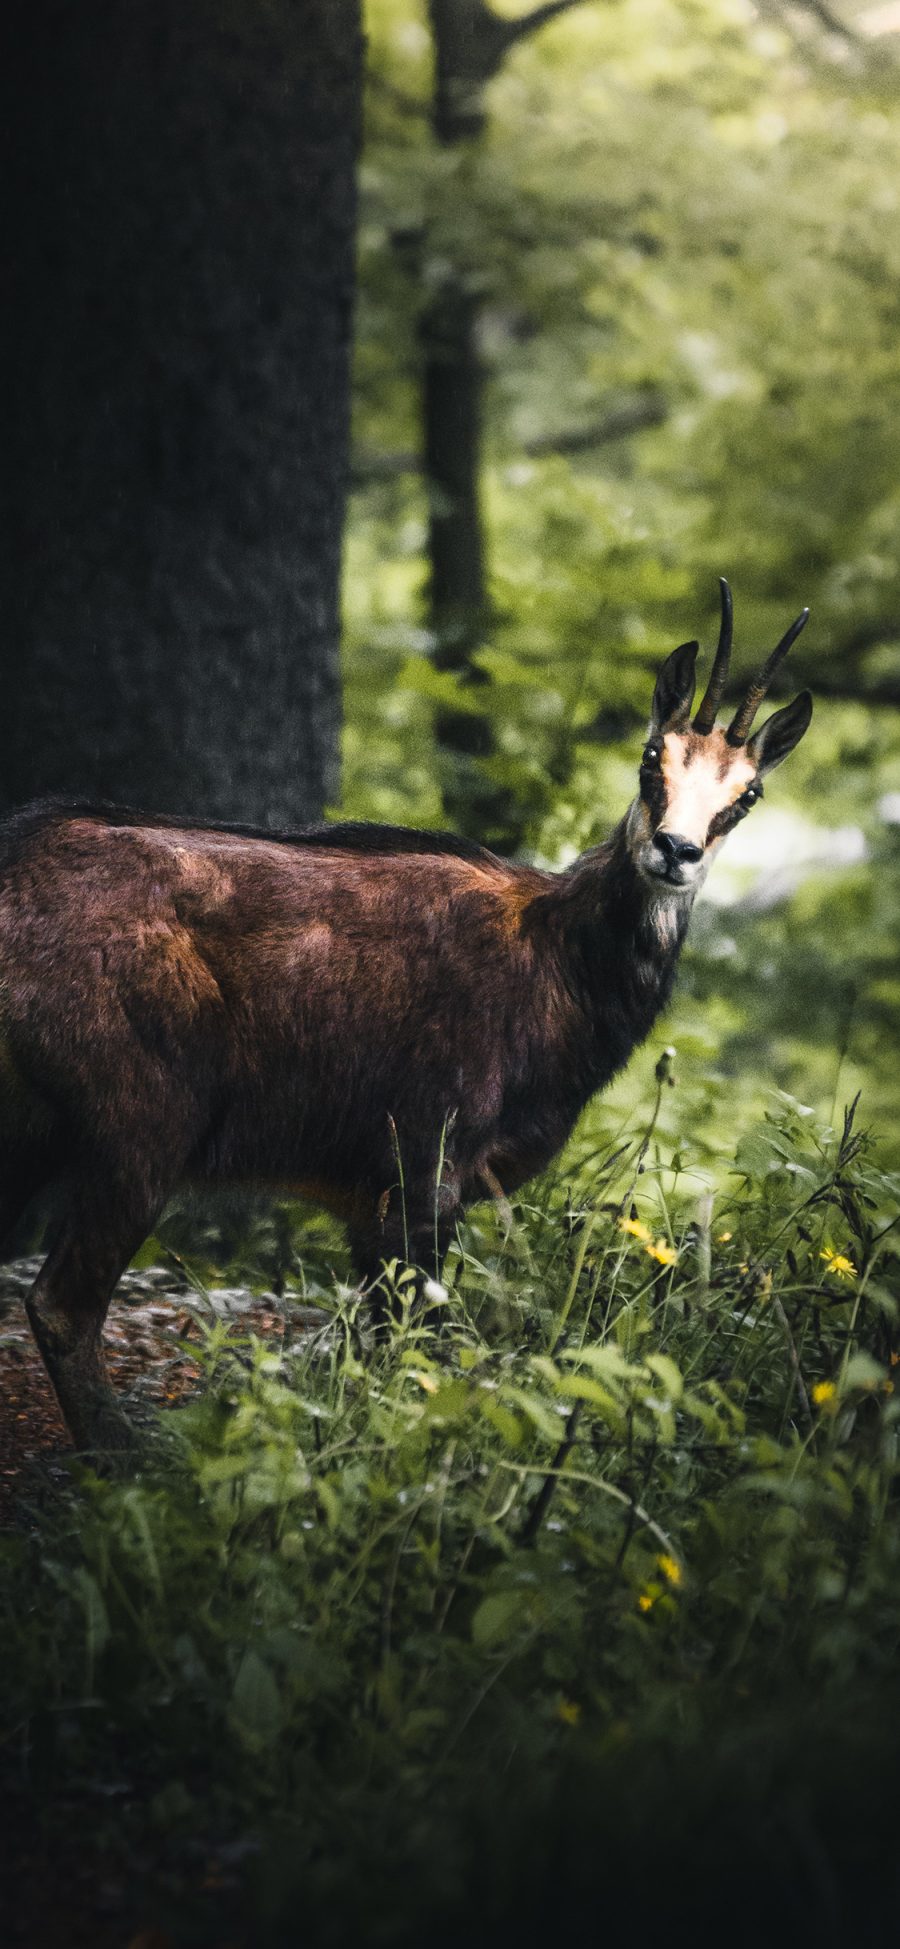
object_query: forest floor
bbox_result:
[0,1262,324,1529]
[2,1095,897,1946]
[2,1265,329,1947]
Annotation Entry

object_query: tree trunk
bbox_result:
[422,268,513,842]
[423,4,511,846]
[424,275,487,671]
[0,0,362,826]
[421,0,585,849]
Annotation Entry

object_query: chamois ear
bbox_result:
[746,690,813,774]
[650,640,699,732]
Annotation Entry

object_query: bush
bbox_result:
[2,1095,898,1944]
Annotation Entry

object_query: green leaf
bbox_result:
[501,1386,565,1442]
[844,1352,887,1393]
[316,1479,342,1529]
[231,1652,283,1746]
[471,1589,524,1649]
[644,1353,684,1403]
[72,1569,110,1662]
[560,1344,639,1382]
[479,1398,523,1447]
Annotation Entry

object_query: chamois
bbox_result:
[0,583,812,1451]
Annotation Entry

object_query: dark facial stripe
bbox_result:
[706,798,752,843]
[639,769,667,827]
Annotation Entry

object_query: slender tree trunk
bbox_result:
[422,0,585,848]
[424,276,487,669]
[422,268,510,839]
[424,5,508,846]
[0,0,362,825]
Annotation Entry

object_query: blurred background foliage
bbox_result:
[339,0,900,1171]
[6,19,900,1937]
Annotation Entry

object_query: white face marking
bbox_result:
[627,728,758,898]
[660,737,756,847]
[645,890,679,947]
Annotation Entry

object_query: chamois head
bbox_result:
[627,580,813,896]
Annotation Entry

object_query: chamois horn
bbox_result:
[726,606,810,746]
[692,577,733,734]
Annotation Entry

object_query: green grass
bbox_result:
[2,1092,899,1945]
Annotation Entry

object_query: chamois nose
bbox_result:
[655,831,703,866]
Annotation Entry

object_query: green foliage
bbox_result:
[341,0,900,1152]
[3,1097,899,1941]
[353,1,900,723]
[7,9,900,1938]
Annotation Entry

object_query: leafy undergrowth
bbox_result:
[3,1094,900,1946]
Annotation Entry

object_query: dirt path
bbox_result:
[0,1259,325,1525]
[1,1257,325,1942]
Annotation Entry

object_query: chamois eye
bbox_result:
[741,783,762,809]
[641,743,661,770]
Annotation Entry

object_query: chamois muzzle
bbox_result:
[649,829,705,889]
[655,832,703,870]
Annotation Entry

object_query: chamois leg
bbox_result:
[0,1150,53,1258]
[25,1172,170,1454]
[349,1170,461,1327]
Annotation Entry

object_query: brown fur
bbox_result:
[3,604,818,1464]
[0,586,816,1452]
[0,792,696,1450]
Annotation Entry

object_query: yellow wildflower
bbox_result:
[646,1237,678,1268]
[657,1553,682,1587]
[812,1380,838,1409]
[717,1231,733,1244]
[411,1370,438,1394]
[557,1698,581,1727]
[890,1351,899,1367]
[819,1247,857,1282]
[619,1216,652,1242]
[637,1591,655,1613]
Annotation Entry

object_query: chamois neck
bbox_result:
[562,813,695,958]
[530,813,694,1087]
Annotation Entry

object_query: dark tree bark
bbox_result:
[424,275,487,668]
[421,268,506,840]
[421,0,586,848]
[0,0,362,825]
[429,0,585,143]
